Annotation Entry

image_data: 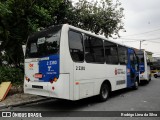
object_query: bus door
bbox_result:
[127,48,138,87]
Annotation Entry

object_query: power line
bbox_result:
[121,40,160,44]
[147,41,160,43]
[120,28,160,37]
[121,41,139,42]
[118,38,160,45]
[120,38,140,41]
[120,37,160,41]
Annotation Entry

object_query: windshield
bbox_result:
[25,25,62,58]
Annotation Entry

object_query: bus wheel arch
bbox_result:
[98,80,111,102]
[136,76,140,85]
[149,74,151,81]
[154,74,157,78]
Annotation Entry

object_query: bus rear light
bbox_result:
[50,80,54,84]
[53,77,58,82]
[75,82,79,85]
[25,77,30,82]
[50,77,58,83]
[52,86,55,90]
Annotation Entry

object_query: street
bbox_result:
[1,77,160,120]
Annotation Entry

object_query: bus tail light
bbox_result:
[50,77,58,83]
[52,86,55,90]
[53,77,58,82]
[75,82,79,85]
[25,77,30,82]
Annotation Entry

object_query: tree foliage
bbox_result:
[67,0,124,37]
[0,66,23,85]
[0,0,124,67]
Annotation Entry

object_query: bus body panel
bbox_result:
[66,25,128,100]
[24,74,70,99]
[73,62,127,100]
[24,25,71,100]
[25,58,39,82]
[48,74,70,99]
[24,81,50,97]
[59,25,74,100]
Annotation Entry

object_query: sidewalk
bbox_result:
[0,91,50,109]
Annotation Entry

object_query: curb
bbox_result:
[0,97,52,109]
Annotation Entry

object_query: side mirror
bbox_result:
[22,45,26,56]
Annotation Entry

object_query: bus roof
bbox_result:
[63,24,134,49]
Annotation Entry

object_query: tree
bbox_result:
[0,0,124,66]
[66,0,124,37]
[0,0,66,67]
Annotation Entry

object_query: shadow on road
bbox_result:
[139,81,150,86]
[18,87,145,111]
[20,96,100,111]
[17,79,155,111]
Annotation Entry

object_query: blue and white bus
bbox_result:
[24,24,139,101]
[135,50,151,83]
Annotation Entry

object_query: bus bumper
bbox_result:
[24,74,70,100]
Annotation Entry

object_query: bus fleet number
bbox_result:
[76,66,85,70]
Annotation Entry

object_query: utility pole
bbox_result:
[140,40,145,50]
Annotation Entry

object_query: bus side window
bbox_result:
[69,30,84,62]
[118,46,128,65]
[141,57,144,63]
[84,35,104,64]
[104,41,119,64]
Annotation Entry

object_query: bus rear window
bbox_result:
[136,51,144,63]
[26,25,62,58]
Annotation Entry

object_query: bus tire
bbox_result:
[149,75,151,81]
[98,83,110,102]
[133,80,139,90]
[154,74,157,78]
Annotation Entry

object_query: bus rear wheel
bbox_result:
[98,83,110,102]
[149,74,151,81]
[133,80,139,90]
[154,74,157,78]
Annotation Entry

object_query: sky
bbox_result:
[112,0,160,57]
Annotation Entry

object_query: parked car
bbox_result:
[154,72,160,78]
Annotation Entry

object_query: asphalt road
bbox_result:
[1,77,160,120]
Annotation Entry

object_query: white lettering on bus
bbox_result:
[48,66,51,71]
[47,61,57,65]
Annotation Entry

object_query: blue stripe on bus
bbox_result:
[39,54,59,82]
[127,48,136,88]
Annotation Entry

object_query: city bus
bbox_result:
[135,50,151,83]
[24,24,139,101]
